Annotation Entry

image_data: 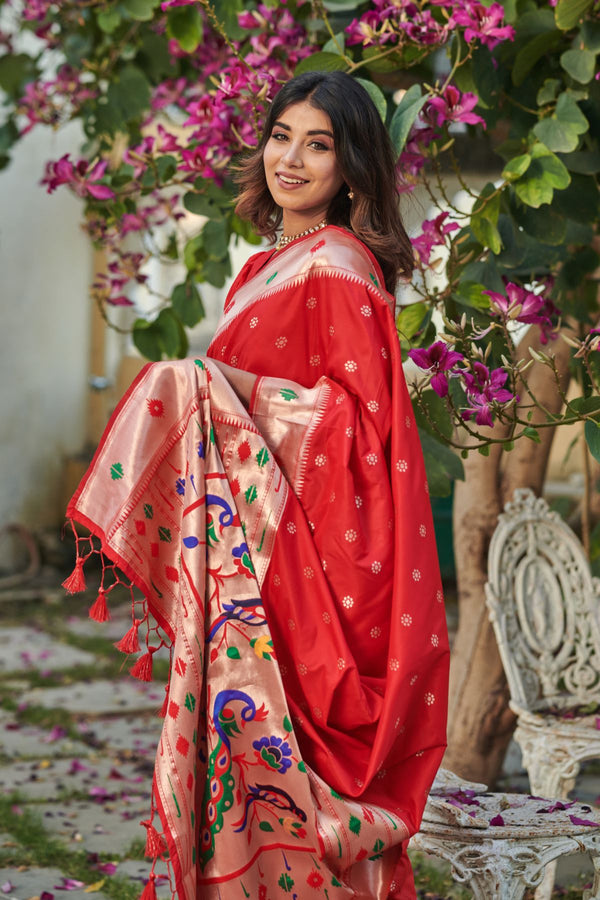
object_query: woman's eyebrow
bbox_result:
[272,120,334,138]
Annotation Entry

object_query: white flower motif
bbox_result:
[436,589,444,603]
[273,574,281,586]
[416,750,424,757]
[249,317,259,328]
[345,426,354,437]
[366,452,378,466]
[280,664,288,676]
[322,611,331,623]
[419,524,427,537]
[313,706,323,719]
[360,305,372,317]
[287,522,296,534]
[298,662,308,676]
[396,459,408,473]
[389,658,400,671]
[424,480,430,494]
[371,560,382,574]
[401,613,412,626]
[381,347,388,359]
[388,519,394,530]
[355,778,363,787]
[342,595,354,609]
[345,529,357,542]
[367,400,379,413]
[395,717,401,729]
[230,355,238,366]
[344,360,358,372]
[314,454,327,467]
[288,619,295,630]
[329,325,335,336]
[309,354,320,366]
[377,768,387,779]
[355,495,363,508]
[410,674,418,686]
[309,520,315,532]
[412,568,421,582]
[336,393,346,404]
[322,559,328,571]
[220,345,227,357]
[329,492,336,503]
[405,415,411,429]
[425,692,435,706]
[304,566,314,579]
[337,658,346,670]
[275,336,288,349]
[370,626,382,638]
[431,634,439,647]
[306,296,317,309]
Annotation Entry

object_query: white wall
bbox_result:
[0,123,92,529]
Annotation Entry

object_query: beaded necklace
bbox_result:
[275,218,327,251]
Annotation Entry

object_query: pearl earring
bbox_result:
[348,189,355,200]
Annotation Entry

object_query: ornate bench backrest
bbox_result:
[485,488,600,713]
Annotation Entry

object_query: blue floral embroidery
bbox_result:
[253,736,293,773]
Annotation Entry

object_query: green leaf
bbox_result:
[552,173,600,223]
[97,8,122,32]
[171,279,205,328]
[122,0,159,20]
[560,150,600,174]
[355,78,387,123]
[523,426,541,443]
[570,396,600,419]
[511,201,567,245]
[183,191,223,219]
[294,52,348,76]
[501,153,532,181]
[389,84,428,155]
[106,65,151,124]
[537,78,561,106]
[167,5,203,53]
[413,389,454,441]
[533,93,589,153]
[0,54,37,97]
[226,647,241,659]
[0,120,18,155]
[419,430,464,498]
[283,714,292,733]
[512,31,562,86]
[582,20,600,52]
[471,215,502,253]
[133,309,188,361]
[560,48,596,84]
[259,821,275,832]
[203,219,230,259]
[455,281,491,310]
[555,0,593,30]
[156,155,177,182]
[396,302,427,341]
[322,32,346,55]
[513,143,570,208]
[585,420,600,463]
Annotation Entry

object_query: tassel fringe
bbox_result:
[115,619,142,654]
[89,589,111,622]
[142,819,167,858]
[139,873,157,900]
[62,556,86,594]
[130,647,156,681]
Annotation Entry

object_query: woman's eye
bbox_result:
[271,132,287,141]
[309,141,329,151]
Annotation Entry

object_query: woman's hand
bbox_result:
[210,360,257,409]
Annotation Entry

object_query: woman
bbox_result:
[64,71,449,899]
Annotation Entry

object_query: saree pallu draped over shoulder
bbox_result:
[65,226,449,900]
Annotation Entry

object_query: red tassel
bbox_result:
[142,820,167,858]
[89,589,111,622]
[130,647,156,681]
[114,619,141,654]
[62,556,86,594]
[139,873,157,900]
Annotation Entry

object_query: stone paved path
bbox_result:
[0,572,597,899]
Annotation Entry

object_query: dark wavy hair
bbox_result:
[235,70,413,294]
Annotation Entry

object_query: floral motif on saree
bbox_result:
[65,227,449,899]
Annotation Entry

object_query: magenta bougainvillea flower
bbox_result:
[412,212,460,265]
[427,85,486,128]
[485,281,559,344]
[41,155,114,200]
[461,362,516,427]
[450,2,515,48]
[408,341,464,397]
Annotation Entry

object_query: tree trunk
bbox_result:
[444,330,572,785]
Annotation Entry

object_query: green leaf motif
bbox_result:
[185,692,196,712]
[256,447,270,468]
[283,714,292,733]
[259,821,274,832]
[389,84,428,155]
[245,484,258,505]
[561,48,596,83]
[278,873,294,892]
[158,526,172,542]
[280,388,299,401]
[348,815,362,835]
[226,647,241,660]
[144,503,154,519]
[110,462,124,480]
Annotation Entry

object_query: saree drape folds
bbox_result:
[66,227,449,899]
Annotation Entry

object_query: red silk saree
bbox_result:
[65,226,449,899]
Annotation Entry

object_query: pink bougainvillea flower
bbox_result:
[409,341,464,397]
[485,281,559,344]
[427,85,485,128]
[461,361,515,427]
[450,1,515,49]
[41,155,115,200]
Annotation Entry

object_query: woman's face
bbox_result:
[263,100,344,235]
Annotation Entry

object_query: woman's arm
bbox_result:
[210,360,257,409]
